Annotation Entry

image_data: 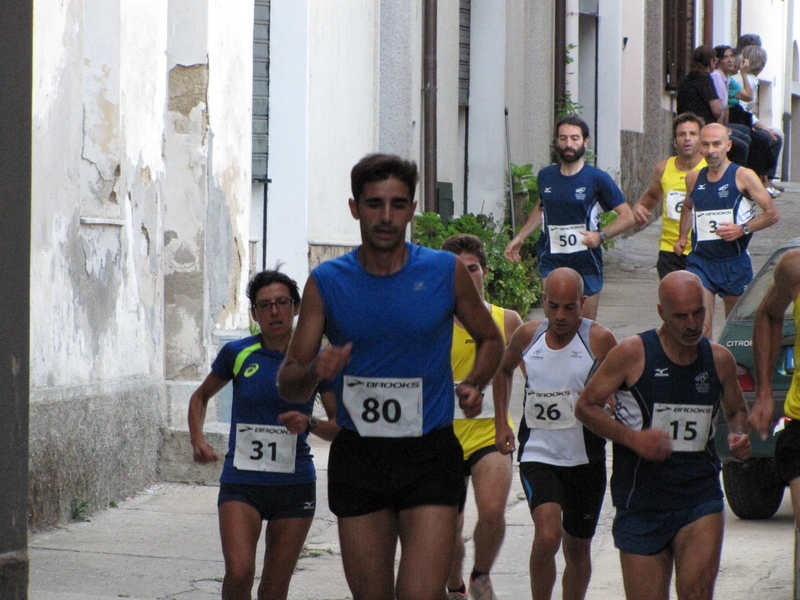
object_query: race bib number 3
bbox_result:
[343,376,423,437]
[453,381,495,420]
[695,209,733,242]
[524,388,577,429]
[665,190,686,221]
[233,423,296,473]
[548,224,587,255]
[651,403,713,452]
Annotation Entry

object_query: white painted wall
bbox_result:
[437,0,461,195]
[467,0,507,218]
[620,0,644,134]
[596,1,622,176]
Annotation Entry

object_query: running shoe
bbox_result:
[766,186,781,198]
[468,574,499,600]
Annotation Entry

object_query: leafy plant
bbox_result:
[413,212,541,317]
[510,163,539,218]
[71,498,90,522]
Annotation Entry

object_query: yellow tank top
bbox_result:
[451,304,505,379]
[659,156,706,252]
[784,298,800,419]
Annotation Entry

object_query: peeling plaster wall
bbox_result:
[30,0,252,529]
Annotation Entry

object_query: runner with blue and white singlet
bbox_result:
[675,122,778,338]
[505,116,634,321]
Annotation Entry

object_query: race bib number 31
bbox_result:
[343,376,423,437]
[651,403,713,452]
[548,224,587,255]
[233,423,296,473]
[524,388,577,429]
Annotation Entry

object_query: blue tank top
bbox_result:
[212,335,322,486]
[536,164,626,276]
[690,163,756,259]
[611,329,723,510]
[312,243,456,434]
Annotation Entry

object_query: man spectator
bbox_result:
[674,123,779,338]
[278,153,505,600]
[441,233,523,600]
[632,113,706,278]
[504,115,634,320]
[576,270,751,600]
[496,267,618,600]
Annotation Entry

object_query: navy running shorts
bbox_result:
[687,252,752,297]
[218,481,316,520]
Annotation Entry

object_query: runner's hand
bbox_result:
[579,230,601,249]
[714,222,744,241]
[278,411,311,434]
[504,237,524,262]
[633,428,673,461]
[747,399,775,441]
[312,342,352,380]
[673,239,687,256]
[632,203,651,227]
[727,431,752,461]
[495,421,516,455]
[191,436,218,463]
[456,382,483,418]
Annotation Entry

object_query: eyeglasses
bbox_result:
[253,297,294,313]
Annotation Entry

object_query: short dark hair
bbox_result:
[714,45,733,60]
[247,269,301,307]
[554,115,590,140]
[690,45,716,73]
[441,234,488,268]
[737,34,762,50]
[350,154,419,203]
[672,112,705,138]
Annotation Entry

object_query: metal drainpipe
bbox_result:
[703,0,713,46]
[782,0,794,182]
[423,0,438,213]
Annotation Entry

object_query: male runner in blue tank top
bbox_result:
[575,271,751,600]
[674,122,779,337]
[278,154,505,600]
[504,115,634,320]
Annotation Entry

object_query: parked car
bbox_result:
[715,236,799,519]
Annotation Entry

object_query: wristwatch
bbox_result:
[306,416,319,434]
[598,230,608,242]
[742,224,751,235]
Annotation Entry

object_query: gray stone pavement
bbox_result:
[28,182,800,599]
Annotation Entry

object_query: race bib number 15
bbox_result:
[343,376,423,437]
[651,403,713,452]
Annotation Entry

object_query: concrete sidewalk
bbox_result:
[28,183,800,599]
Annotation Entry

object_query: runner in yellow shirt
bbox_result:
[442,234,523,600]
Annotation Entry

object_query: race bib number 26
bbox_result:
[343,376,423,437]
[524,388,577,429]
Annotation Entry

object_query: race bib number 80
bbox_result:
[343,376,423,437]
[234,423,297,473]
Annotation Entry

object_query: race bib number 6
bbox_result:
[651,403,713,452]
[548,224,587,255]
[695,209,733,242]
[233,423,297,473]
[524,388,577,429]
[343,375,423,437]
[665,190,686,221]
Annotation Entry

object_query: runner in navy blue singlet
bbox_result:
[505,116,634,321]
[576,271,751,600]
[674,123,778,337]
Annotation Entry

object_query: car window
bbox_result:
[730,251,795,321]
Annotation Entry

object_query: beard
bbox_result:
[557,144,586,164]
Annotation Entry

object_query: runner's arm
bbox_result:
[278,276,352,403]
[736,167,779,235]
[188,371,229,462]
[712,343,752,460]
[504,202,543,262]
[277,389,340,442]
[491,310,525,454]
[674,171,697,255]
[633,161,667,226]
[454,260,505,417]
[750,250,800,438]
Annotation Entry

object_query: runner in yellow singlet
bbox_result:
[441,234,523,600]
[751,248,800,526]
[632,113,707,279]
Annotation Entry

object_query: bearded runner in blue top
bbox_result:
[189,270,339,600]
[278,154,505,600]
[505,116,634,321]
[675,123,779,338]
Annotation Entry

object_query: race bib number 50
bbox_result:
[234,424,296,473]
[343,376,423,437]
[548,224,587,255]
